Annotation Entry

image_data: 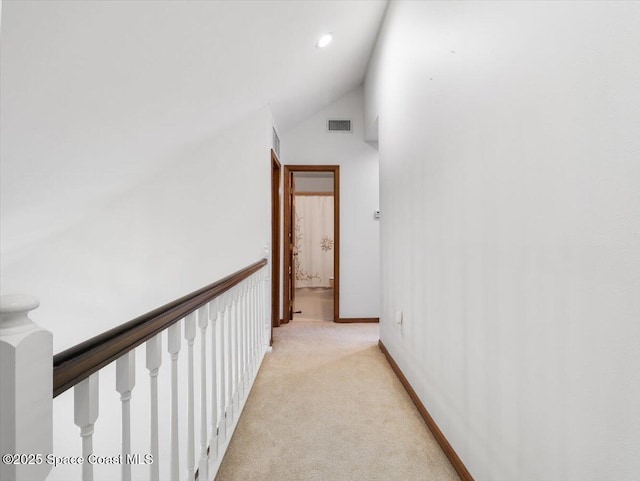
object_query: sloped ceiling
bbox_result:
[0,0,387,255]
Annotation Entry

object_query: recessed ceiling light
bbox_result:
[316,33,333,49]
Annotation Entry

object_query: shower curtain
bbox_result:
[294,195,334,288]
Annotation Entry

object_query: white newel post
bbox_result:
[0,294,53,481]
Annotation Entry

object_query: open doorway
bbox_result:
[283,165,339,323]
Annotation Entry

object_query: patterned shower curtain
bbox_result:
[294,195,334,288]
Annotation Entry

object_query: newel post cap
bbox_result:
[0,294,40,331]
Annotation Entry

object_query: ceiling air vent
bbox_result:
[272,127,280,157]
[327,119,352,132]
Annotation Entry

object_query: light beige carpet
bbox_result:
[215,321,459,481]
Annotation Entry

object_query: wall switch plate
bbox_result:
[395,310,403,325]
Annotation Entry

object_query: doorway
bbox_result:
[283,165,340,323]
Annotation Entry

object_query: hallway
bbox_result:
[215,321,458,481]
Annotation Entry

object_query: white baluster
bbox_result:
[262,274,267,346]
[227,291,235,421]
[232,288,240,409]
[262,274,267,345]
[237,286,242,401]
[257,276,262,355]
[256,276,261,350]
[116,350,135,481]
[146,333,162,481]
[236,286,243,402]
[197,305,208,481]
[263,273,269,346]
[218,295,227,442]
[228,289,235,417]
[245,281,251,388]
[168,321,181,481]
[74,373,99,481]
[185,312,196,481]
[243,282,250,390]
[240,283,247,396]
[208,299,219,462]
[235,287,241,404]
[249,281,254,373]
[0,295,52,481]
[249,279,256,373]
[253,278,259,368]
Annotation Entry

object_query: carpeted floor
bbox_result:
[215,321,459,481]
[293,287,334,321]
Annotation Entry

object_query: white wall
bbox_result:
[1,109,273,352]
[366,1,640,480]
[0,0,275,350]
[1,3,275,478]
[282,87,380,319]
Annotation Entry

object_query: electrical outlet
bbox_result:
[395,310,403,325]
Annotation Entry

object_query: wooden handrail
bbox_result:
[52,259,267,398]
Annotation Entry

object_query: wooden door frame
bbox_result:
[271,150,282,344]
[282,165,340,323]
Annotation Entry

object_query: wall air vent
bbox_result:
[272,127,280,157]
[327,119,352,132]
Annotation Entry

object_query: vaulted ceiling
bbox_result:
[0,0,387,254]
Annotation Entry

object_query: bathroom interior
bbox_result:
[291,171,335,321]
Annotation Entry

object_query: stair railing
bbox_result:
[1,259,270,481]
